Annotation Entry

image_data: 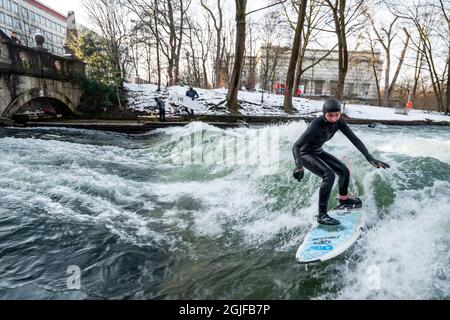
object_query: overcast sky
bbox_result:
[38,0,90,26]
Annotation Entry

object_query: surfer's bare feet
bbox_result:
[317,213,341,226]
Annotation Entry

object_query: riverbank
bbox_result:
[125,83,450,124]
[15,114,450,133]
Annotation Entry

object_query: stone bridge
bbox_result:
[0,31,85,119]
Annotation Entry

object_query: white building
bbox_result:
[259,45,383,101]
[0,0,67,55]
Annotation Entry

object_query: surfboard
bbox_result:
[295,207,367,264]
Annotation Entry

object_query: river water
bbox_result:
[0,121,449,299]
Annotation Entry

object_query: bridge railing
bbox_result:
[0,40,85,82]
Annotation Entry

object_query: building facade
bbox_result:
[0,0,67,55]
[259,45,383,101]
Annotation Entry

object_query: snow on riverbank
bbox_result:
[124,83,450,123]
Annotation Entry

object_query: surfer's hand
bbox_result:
[368,156,390,169]
[293,168,304,181]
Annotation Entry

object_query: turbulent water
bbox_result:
[0,121,449,300]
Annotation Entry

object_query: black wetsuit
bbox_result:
[292,116,371,214]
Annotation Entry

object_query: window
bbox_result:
[362,83,370,96]
[4,14,12,26]
[11,1,18,13]
[346,83,354,96]
[314,81,324,96]
[300,80,308,86]
[12,16,19,28]
[0,12,4,24]
[329,80,338,96]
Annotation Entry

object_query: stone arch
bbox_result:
[2,88,76,118]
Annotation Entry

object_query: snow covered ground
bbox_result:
[125,83,450,123]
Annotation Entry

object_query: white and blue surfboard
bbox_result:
[296,208,367,264]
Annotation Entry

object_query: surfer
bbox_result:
[292,97,390,226]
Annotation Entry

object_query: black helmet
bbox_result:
[323,97,342,113]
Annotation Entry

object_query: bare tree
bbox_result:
[192,17,213,88]
[226,0,288,113]
[150,0,163,90]
[283,0,308,113]
[387,0,447,113]
[363,4,411,106]
[389,28,410,103]
[185,18,200,86]
[409,36,426,106]
[226,0,247,113]
[127,0,163,89]
[221,21,235,88]
[324,0,365,100]
[159,0,192,85]
[129,21,144,83]
[200,0,224,88]
[184,17,212,87]
[84,0,131,109]
[244,17,259,91]
[141,32,155,83]
[365,11,397,106]
[437,0,449,114]
[295,0,331,96]
[364,30,382,105]
[259,10,287,94]
[281,0,336,98]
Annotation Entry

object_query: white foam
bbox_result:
[330,181,450,299]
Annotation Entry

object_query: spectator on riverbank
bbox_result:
[155,97,166,122]
[186,87,199,100]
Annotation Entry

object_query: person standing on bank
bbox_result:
[155,97,166,122]
[10,31,21,45]
[292,97,390,226]
[186,87,199,100]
